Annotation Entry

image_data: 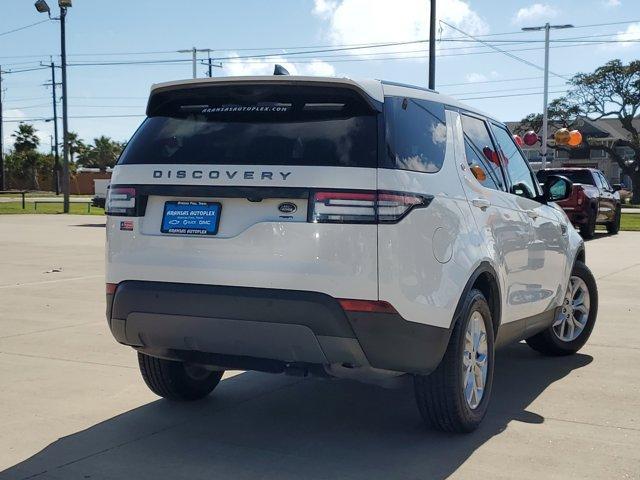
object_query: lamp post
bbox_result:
[35,0,72,212]
[522,23,573,169]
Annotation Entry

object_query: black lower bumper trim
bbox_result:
[108,281,451,374]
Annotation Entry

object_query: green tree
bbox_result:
[77,136,124,170]
[11,123,40,153]
[515,59,640,203]
[66,131,86,163]
[11,123,41,190]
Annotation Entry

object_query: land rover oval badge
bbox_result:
[278,202,297,214]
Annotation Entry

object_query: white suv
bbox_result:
[105,76,597,432]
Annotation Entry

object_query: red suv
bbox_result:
[536,168,622,238]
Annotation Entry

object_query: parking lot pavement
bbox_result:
[1,215,639,480]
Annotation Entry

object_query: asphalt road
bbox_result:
[0,215,638,480]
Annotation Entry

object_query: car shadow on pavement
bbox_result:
[2,343,592,480]
[71,223,106,228]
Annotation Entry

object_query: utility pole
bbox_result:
[428,0,436,90]
[178,47,212,79]
[0,65,4,191]
[207,51,213,78]
[46,59,61,195]
[522,23,573,169]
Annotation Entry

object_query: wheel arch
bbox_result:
[452,261,501,335]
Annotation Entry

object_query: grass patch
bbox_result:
[0,201,104,216]
[621,213,640,231]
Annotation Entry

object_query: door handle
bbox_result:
[471,198,491,211]
[526,209,539,219]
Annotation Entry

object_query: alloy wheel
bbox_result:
[553,276,590,342]
[462,311,488,409]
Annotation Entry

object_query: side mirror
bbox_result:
[543,175,572,203]
[612,183,623,192]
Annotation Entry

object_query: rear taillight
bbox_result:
[106,283,118,295]
[338,299,398,314]
[106,187,136,216]
[310,190,431,224]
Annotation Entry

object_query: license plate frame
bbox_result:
[161,201,221,236]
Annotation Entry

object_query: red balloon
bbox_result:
[513,134,524,146]
[523,130,539,146]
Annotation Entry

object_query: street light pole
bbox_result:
[60,5,70,212]
[35,0,72,211]
[522,23,573,169]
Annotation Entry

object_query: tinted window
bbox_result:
[537,170,595,186]
[460,114,505,189]
[383,97,447,173]
[464,140,500,190]
[490,124,538,199]
[118,85,378,167]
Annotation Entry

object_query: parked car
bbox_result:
[91,179,110,209]
[105,76,598,433]
[536,168,622,238]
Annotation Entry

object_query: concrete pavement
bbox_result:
[0,215,639,479]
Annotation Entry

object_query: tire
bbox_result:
[138,352,224,401]
[606,205,621,234]
[579,207,597,239]
[414,289,495,433]
[526,261,598,356]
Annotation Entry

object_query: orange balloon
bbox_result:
[568,129,582,147]
[554,128,571,145]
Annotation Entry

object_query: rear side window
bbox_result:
[118,85,378,168]
[461,114,505,190]
[490,123,539,199]
[383,97,447,173]
[464,140,501,190]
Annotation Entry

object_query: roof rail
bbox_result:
[379,80,439,94]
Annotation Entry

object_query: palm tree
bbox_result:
[66,131,86,164]
[77,136,124,170]
[11,123,41,189]
[12,123,40,153]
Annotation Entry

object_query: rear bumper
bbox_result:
[107,281,451,375]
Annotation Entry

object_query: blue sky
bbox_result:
[1,0,639,153]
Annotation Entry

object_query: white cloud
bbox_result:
[603,0,621,7]
[597,22,640,51]
[2,110,54,153]
[614,22,640,48]
[223,54,336,77]
[466,72,487,83]
[312,0,488,57]
[512,4,559,24]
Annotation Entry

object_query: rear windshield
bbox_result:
[117,84,378,168]
[537,169,594,185]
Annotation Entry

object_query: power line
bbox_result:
[439,20,568,80]
[444,84,568,97]
[3,113,145,122]
[0,19,50,38]
[457,90,568,101]
[1,18,638,62]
